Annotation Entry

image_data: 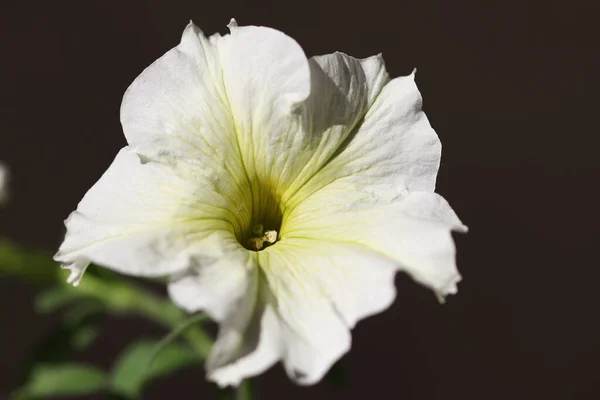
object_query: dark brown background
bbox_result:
[1,0,598,398]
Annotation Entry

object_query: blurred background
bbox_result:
[1,0,599,398]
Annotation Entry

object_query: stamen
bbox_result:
[247,237,265,251]
[264,230,277,244]
[246,228,278,251]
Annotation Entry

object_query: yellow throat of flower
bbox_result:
[236,178,284,252]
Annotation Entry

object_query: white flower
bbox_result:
[55,19,467,386]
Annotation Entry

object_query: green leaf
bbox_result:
[110,339,201,399]
[62,301,105,326]
[70,324,100,350]
[35,287,87,313]
[32,289,104,352]
[0,239,210,346]
[16,363,107,398]
[0,238,60,285]
[14,304,103,389]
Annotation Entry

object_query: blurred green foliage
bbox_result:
[13,364,108,399]
[0,237,253,399]
[111,339,201,398]
[0,238,61,285]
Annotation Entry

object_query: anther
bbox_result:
[264,230,277,244]
[247,237,264,251]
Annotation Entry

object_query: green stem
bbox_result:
[71,273,213,358]
[146,312,209,377]
[236,379,253,400]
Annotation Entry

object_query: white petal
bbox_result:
[286,191,466,299]
[120,22,250,211]
[61,258,90,287]
[216,23,313,198]
[280,52,389,201]
[227,18,238,29]
[169,249,283,387]
[219,22,311,126]
[208,299,283,388]
[121,21,228,150]
[120,20,313,193]
[167,242,253,322]
[288,71,441,211]
[119,20,316,227]
[258,240,397,384]
[55,147,236,279]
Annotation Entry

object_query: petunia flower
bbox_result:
[55,19,467,386]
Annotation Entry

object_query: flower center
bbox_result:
[236,179,284,252]
[246,224,278,251]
